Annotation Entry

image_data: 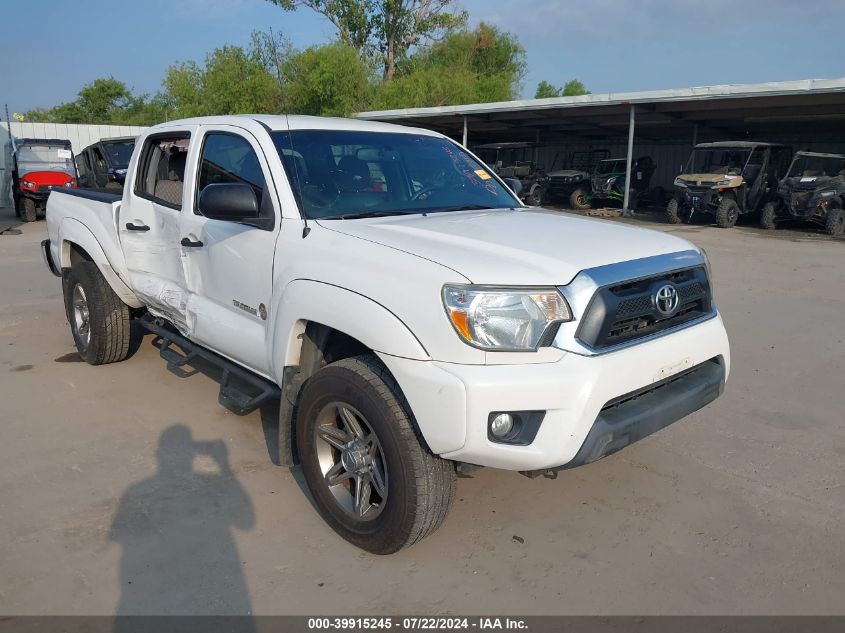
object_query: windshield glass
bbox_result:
[786,154,845,179]
[102,141,135,168]
[271,130,519,220]
[16,144,76,177]
[596,160,625,175]
[686,148,750,176]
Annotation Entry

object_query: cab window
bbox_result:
[196,132,266,215]
[135,134,191,209]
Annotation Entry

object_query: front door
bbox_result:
[119,129,195,333]
[178,125,281,376]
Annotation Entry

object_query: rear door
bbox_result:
[177,124,281,375]
[120,128,195,333]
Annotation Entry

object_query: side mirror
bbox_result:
[504,177,524,197]
[198,183,259,222]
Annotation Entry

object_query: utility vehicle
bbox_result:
[760,151,845,236]
[666,141,792,228]
[43,115,730,554]
[546,149,609,209]
[573,155,657,210]
[6,138,77,222]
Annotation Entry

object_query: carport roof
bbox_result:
[356,77,845,144]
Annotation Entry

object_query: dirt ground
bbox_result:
[1,209,843,616]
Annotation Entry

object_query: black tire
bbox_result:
[569,188,591,210]
[759,202,778,230]
[63,261,131,365]
[296,355,456,554]
[825,207,845,237]
[20,198,37,223]
[665,197,683,224]
[715,197,740,228]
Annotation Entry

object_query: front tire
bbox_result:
[296,355,456,554]
[760,202,778,230]
[20,198,37,223]
[825,207,845,237]
[666,197,683,224]
[569,188,591,210]
[715,197,740,228]
[63,262,131,364]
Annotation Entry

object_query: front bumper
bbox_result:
[380,313,730,471]
[680,187,718,212]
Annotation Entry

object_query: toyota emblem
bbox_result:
[654,284,679,316]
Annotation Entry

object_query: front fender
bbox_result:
[270,279,430,379]
[58,218,143,308]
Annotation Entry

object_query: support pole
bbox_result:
[692,123,698,147]
[462,116,468,147]
[622,105,636,216]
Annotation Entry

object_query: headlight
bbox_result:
[819,190,835,198]
[607,176,617,185]
[442,285,572,350]
[114,169,127,176]
[22,180,35,188]
[673,177,687,188]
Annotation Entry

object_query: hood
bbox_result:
[20,170,74,186]
[679,173,744,187]
[317,208,695,286]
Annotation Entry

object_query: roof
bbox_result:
[356,77,845,144]
[693,141,788,149]
[14,138,72,148]
[793,151,845,159]
[96,136,137,144]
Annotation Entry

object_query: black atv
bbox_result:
[760,151,845,237]
[585,155,657,210]
[666,142,792,228]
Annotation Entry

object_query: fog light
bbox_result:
[489,413,514,438]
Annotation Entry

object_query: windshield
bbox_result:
[596,160,626,176]
[786,154,845,179]
[686,148,750,176]
[271,130,520,220]
[15,144,76,177]
[102,141,135,168]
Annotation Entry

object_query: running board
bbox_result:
[139,314,280,415]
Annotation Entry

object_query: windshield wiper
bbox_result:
[423,204,501,213]
[319,210,413,220]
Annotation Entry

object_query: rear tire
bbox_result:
[825,207,845,237]
[20,198,37,223]
[759,202,778,230]
[665,197,683,224]
[63,262,131,365]
[715,197,740,228]
[296,355,456,554]
[569,188,591,210]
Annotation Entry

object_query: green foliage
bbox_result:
[266,0,467,81]
[562,79,589,96]
[373,23,525,109]
[24,77,160,125]
[534,80,560,98]
[534,78,590,99]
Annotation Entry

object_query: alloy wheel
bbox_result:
[71,284,91,350]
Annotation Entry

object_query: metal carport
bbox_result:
[357,78,845,212]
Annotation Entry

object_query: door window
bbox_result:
[196,132,266,215]
[135,134,191,209]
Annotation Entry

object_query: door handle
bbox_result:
[125,222,150,232]
[180,237,204,248]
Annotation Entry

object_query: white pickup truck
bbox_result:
[43,115,730,553]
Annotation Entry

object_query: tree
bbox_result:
[533,78,590,99]
[266,0,467,82]
[24,77,161,125]
[373,22,524,109]
[562,79,589,96]
[534,80,560,98]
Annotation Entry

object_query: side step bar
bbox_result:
[138,314,280,415]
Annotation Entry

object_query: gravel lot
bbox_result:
[1,211,843,616]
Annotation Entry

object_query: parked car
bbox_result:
[574,155,657,210]
[666,141,792,228]
[546,149,610,210]
[43,115,730,554]
[760,151,845,236]
[473,141,547,206]
[4,138,77,222]
[76,136,136,189]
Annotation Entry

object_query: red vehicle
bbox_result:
[9,138,78,222]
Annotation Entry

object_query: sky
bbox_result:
[2,0,844,113]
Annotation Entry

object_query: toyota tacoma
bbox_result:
[43,115,730,554]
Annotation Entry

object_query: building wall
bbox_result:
[1,122,148,207]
